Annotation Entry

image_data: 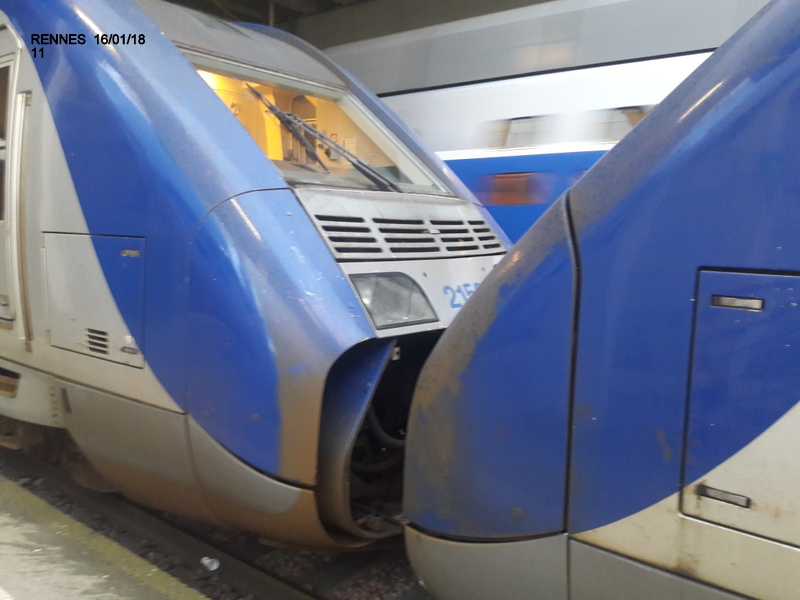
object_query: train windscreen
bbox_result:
[196,68,449,195]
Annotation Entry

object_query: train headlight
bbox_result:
[350,273,438,329]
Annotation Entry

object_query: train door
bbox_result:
[0,27,24,338]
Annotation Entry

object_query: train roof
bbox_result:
[131,0,346,87]
[324,0,771,95]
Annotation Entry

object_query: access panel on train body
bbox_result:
[44,234,145,368]
[682,269,800,546]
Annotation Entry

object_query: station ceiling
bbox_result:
[167,0,364,29]
[169,0,553,48]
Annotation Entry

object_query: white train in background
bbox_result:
[324,0,769,240]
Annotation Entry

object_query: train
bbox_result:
[403,0,800,598]
[0,0,507,549]
[405,52,711,241]
[4,0,796,597]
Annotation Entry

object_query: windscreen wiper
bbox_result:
[246,84,329,174]
[246,84,401,192]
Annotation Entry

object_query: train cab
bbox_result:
[0,0,506,549]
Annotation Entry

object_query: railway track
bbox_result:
[0,448,431,600]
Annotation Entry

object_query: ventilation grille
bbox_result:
[86,329,110,355]
[314,215,504,261]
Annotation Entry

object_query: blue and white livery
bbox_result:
[386,52,712,242]
[0,0,506,549]
[403,0,800,597]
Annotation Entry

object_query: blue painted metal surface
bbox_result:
[320,338,396,452]
[404,198,575,538]
[92,236,147,353]
[405,0,800,543]
[7,0,374,479]
[446,150,605,243]
[684,270,800,485]
[0,0,516,547]
[187,189,374,476]
[568,0,800,532]
[316,337,396,530]
[5,0,284,405]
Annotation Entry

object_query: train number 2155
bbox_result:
[443,283,481,308]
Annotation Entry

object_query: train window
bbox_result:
[478,172,555,206]
[477,120,511,148]
[0,64,9,220]
[503,115,559,148]
[194,66,449,195]
[597,105,653,142]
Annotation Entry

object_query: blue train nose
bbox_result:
[403,197,576,539]
[402,197,577,599]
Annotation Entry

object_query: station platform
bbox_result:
[0,472,207,600]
